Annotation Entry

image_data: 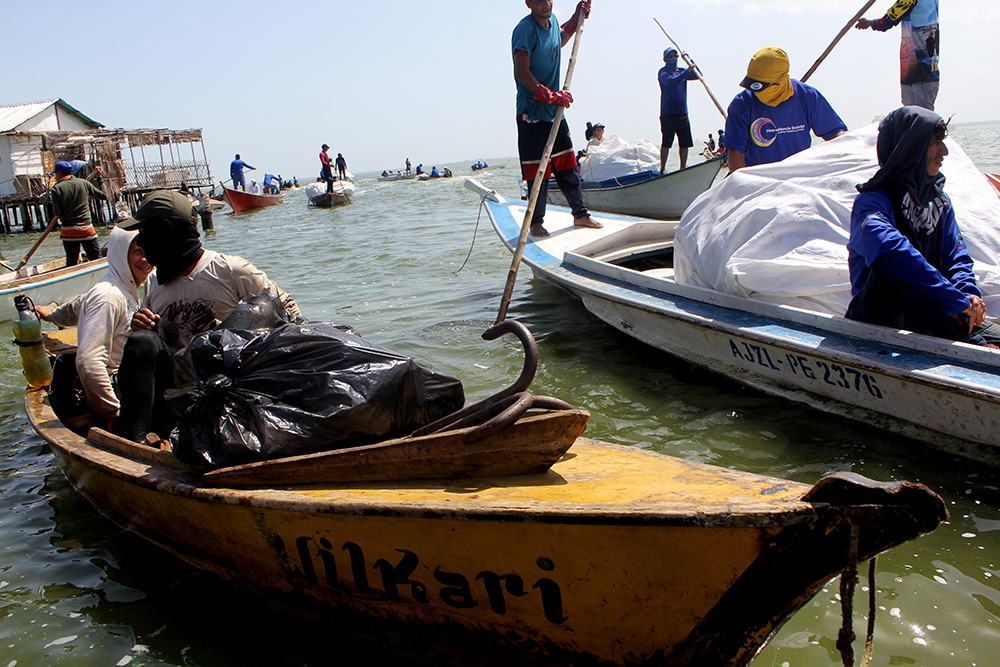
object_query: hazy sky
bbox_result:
[5,0,996,179]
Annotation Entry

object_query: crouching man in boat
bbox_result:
[725,47,846,172]
[38,226,154,432]
[512,0,601,238]
[846,106,1000,347]
[113,190,301,442]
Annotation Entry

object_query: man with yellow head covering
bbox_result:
[725,47,847,172]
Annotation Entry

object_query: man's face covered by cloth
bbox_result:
[132,190,204,285]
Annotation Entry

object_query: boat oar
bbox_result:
[800,0,877,82]
[496,3,588,325]
[15,215,60,272]
[653,18,727,120]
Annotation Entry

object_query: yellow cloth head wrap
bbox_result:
[743,47,794,107]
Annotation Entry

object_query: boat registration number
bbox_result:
[728,338,883,399]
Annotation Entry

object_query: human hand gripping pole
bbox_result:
[495,1,590,325]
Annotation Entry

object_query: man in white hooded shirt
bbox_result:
[38,225,153,430]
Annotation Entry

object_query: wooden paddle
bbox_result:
[15,215,60,272]
[800,0,877,82]
[653,18,727,120]
[496,3,589,325]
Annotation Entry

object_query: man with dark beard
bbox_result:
[846,106,999,347]
[114,190,300,442]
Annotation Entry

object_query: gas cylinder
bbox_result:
[12,295,52,389]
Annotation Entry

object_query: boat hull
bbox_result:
[223,186,283,215]
[470,179,1000,465]
[544,158,723,220]
[27,387,945,667]
[0,257,108,321]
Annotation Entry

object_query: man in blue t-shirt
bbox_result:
[725,47,847,172]
[658,48,700,173]
[230,154,255,191]
[855,0,940,110]
[512,0,601,238]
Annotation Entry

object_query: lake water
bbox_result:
[2,123,999,666]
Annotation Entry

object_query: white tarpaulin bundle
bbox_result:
[578,135,660,182]
[674,123,1000,316]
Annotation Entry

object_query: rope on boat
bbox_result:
[410,320,572,443]
[836,521,877,667]
[455,189,497,274]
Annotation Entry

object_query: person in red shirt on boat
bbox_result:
[320,144,334,192]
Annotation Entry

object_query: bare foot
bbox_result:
[530,223,550,238]
[573,215,603,229]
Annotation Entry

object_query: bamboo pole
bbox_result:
[496,4,588,325]
[800,0,878,82]
[653,18,726,119]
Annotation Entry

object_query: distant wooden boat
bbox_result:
[543,156,724,220]
[26,380,947,667]
[305,180,355,207]
[377,172,415,182]
[471,161,489,171]
[222,185,283,215]
[417,168,453,181]
[0,257,107,321]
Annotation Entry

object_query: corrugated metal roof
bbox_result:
[0,98,101,133]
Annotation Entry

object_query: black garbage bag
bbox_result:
[165,321,465,468]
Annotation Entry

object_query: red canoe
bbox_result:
[222,185,283,215]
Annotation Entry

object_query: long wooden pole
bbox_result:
[496,5,588,325]
[800,0,877,82]
[653,18,726,120]
[16,215,59,271]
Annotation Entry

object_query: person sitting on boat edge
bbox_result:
[430,166,440,178]
[512,0,601,238]
[725,47,846,172]
[263,172,280,194]
[113,190,301,442]
[415,164,424,175]
[845,106,1000,347]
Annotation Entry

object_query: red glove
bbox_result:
[561,0,591,35]
[533,84,573,108]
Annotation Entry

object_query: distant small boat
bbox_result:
[222,185,283,215]
[471,161,489,171]
[377,172,415,182]
[417,168,453,181]
[0,257,108,322]
[305,180,355,207]
[543,156,723,220]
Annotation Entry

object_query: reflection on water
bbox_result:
[2,122,1000,665]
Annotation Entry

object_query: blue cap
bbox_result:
[52,161,73,175]
[664,48,678,60]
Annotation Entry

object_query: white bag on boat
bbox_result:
[578,135,661,182]
[674,123,1000,317]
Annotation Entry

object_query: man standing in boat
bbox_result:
[335,153,348,180]
[658,48,700,172]
[725,47,846,172]
[49,160,108,266]
[320,144,334,192]
[512,0,601,238]
[855,0,939,111]
[229,154,254,192]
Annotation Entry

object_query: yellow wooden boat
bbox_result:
[26,379,947,666]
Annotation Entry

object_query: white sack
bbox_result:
[578,135,661,182]
[674,123,1000,316]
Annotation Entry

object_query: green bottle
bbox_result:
[12,295,52,389]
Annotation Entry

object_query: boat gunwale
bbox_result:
[0,257,108,293]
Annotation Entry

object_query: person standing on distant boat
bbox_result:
[725,47,846,172]
[49,160,108,266]
[512,0,601,238]
[230,154,255,191]
[845,106,999,347]
[336,153,348,180]
[320,144,334,192]
[405,158,412,174]
[658,48,700,172]
[855,0,940,110]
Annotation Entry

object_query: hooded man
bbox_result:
[114,190,300,441]
[725,47,847,172]
[846,106,998,347]
[658,48,700,172]
[37,226,153,430]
